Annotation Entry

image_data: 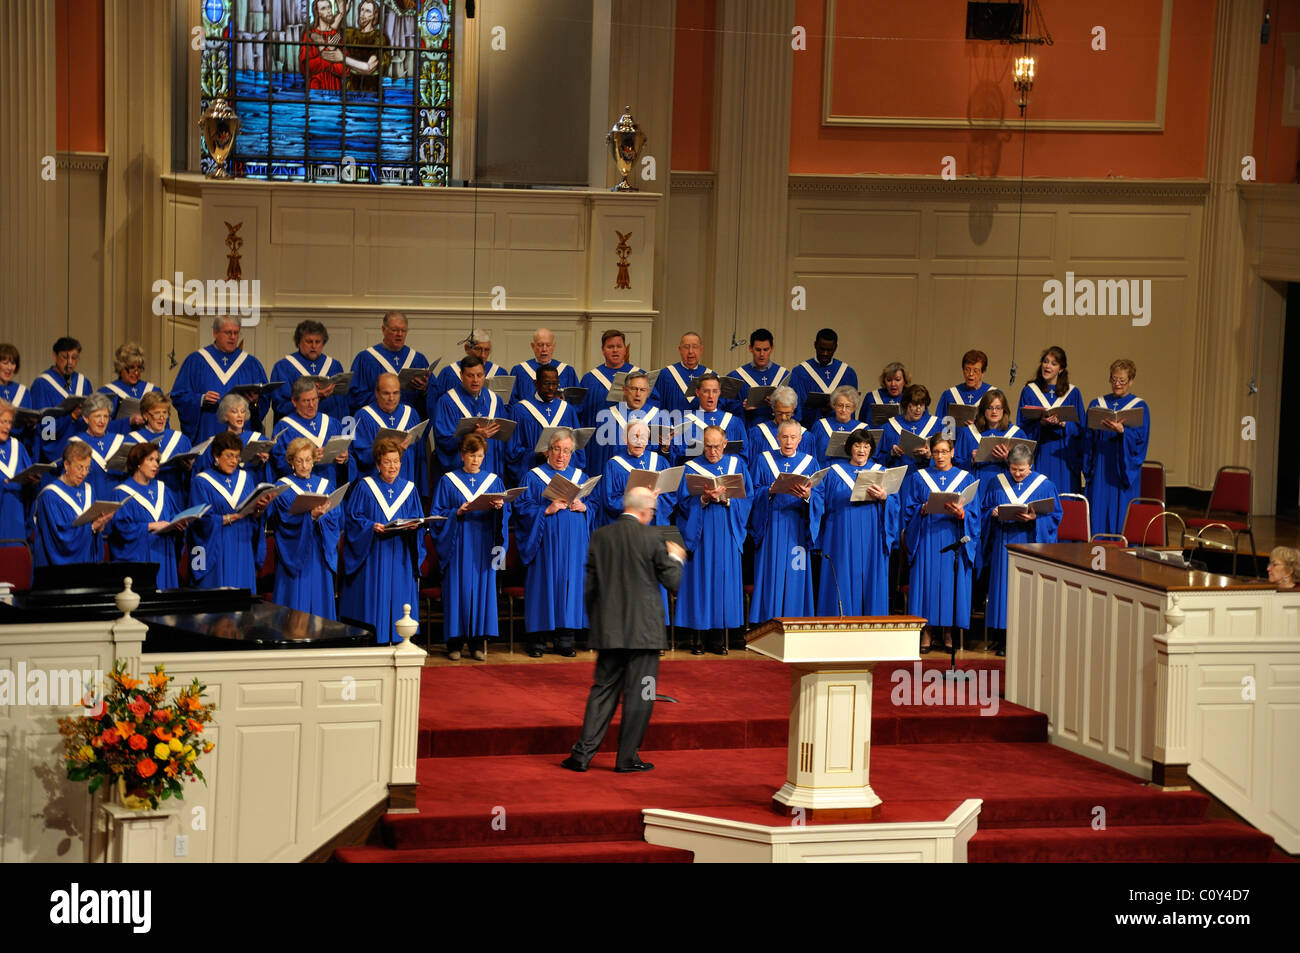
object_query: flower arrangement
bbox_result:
[58,662,216,809]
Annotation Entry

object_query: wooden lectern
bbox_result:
[747,616,925,821]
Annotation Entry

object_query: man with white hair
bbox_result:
[745,385,812,475]
[749,418,817,624]
[598,420,672,527]
[509,327,578,406]
[171,316,270,442]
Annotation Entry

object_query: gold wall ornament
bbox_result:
[199,98,241,179]
[224,221,244,281]
[606,106,647,192]
[615,231,632,289]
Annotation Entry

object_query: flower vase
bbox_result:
[115,776,154,811]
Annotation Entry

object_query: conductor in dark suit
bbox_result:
[561,485,685,773]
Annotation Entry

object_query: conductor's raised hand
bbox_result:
[665,540,686,562]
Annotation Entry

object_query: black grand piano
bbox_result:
[0,562,374,652]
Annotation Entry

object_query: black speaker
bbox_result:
[966,1,1023,41]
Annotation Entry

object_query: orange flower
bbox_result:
[154,709,173,723]
[128,734,148,751]
[115,720,136,737]
[136,757,157,778]
[148,671,169,690]
[153,726,173,742]
[128,697,151,721]
[203,742,214,753]
[164,761,179,778]
[186,719,203,734]
[114,673,141,690]
[179,694,202,712]
[101,728,121,746]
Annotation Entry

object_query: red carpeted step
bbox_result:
[969,822,1276,863]
[336,841,692,864]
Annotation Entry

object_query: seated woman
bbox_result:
[341,436,425,644]
[901,434,981,653]
[188,431,272,590]
[195,393,270,484]
[876,384,939,473]
[32,441,113,566]
[1083,358,1150,537]
[1267,547,1299,591]
[128,392,193,500]
[269,436,342,618]
[99,341,162,432]
[431,433,509,661]
[749,419,819,624]
[0,401,36,541]
[107,442,185,589]
[812,385,866,467]
[979,443,1061,656]
[67,394,128,497]
[954,388,1026,483]
[811,430,899,617]
[1016,345,1085,493]
[859,361,909,424]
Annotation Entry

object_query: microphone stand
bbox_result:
[812,548,844,617]
[940,534,972,671]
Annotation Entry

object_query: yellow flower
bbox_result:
[77,745,95,762]
[185,750,196,762]
[168,737,183,753]
[153,742,170,760]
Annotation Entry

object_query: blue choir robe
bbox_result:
[980,470,1061,629]
[171,345,269,443]
[858,388,903,424]
[29,368,93,463]
[98,379,163,434]
[810,462,900,617]
[508,396,584,486]
[270,412,353,487]
[674,455,752,629]
[587,403,663,481]
[68,432,129,500]
[1083,393,1151,536]
[31,480,98,566]
[340,475,424,644]
[748,450,820,623]
[902,466,981,628]
[508,359,578,407]
[876,413,941,473]
[745,420,813,477]
[811,417,867,468]
[432,469,509,641]
[1,380,33,451]
[128,427,192,500]
[352,402,425,489]
[727,362,787,427]
[269,474,341,618]
[935,381,995,426]
[598,451,672,527]
[788,358,858,427]
[515,463,593,632]
[195,428,269,487]
[670,409,747,467]
[108,479,182,589]
[578,362,639,427]
[188,468,267,589]
[650,362,713,415]
[433,385,510,476]
[270,352,349,422]
[1016,382,1086,493]
[955,422,1028,486]
[347,343,431,418]
[428,360,508,418]
[0,436,33,541]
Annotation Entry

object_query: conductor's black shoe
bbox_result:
[559,757,588,772]
[614,760,654,773]
[527,646,544,658]
[690,644,705,656]
[558,647,578,658]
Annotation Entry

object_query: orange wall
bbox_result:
[1253,0,1300,183]
[55,0,106,153]
[790,0,1216,178]
[671,0,715,171]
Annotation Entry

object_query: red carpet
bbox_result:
[335,658,1279,863]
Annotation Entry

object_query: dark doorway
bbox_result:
[1278,282,1300,519]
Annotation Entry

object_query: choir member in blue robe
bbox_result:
[669,375,747,466]
[587,370,663,479]
[649,331,713,415]
[171,316,270,443]
[427,332,509,415]
[1083,359,1151,536]
[98,342,163,433]
[0,343,31,417]
[745,387,813,475]
[980,445,1061,656]
[188,432,272,589]
[954,389,1028,487]
[901,435,981,653]
[0,402,37,541]
[788,328,859,427]
[859,362,908,426]
[674,425,753,653]
[508,365,584,484]
[269,437,342,618]
[514,429,593,656]
[31,442,112,566]
[353,372,426,488]
[749,421,821,624]
[1016,346,1086,493]
[598,421,673,527]
[508,328,579,407]
[877,384,941,473]
[29,336,93,463]
[340,437,425,644]
[194,393,270,486]
[270,378,353,487]
[68,395,128,499]
[270,320,349,422]
[127,393,193,501]
[433,355,511,478]
[107,443,186,589]
[811,431,900,617]
[727,328,786,427]
[346,310,431,418]
[934,349,996,426]
[811,386,867,467]
[431,433,509,660]
[578,329,639,426]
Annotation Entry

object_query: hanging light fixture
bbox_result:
[1012,54,1036,110]
[1007,1,1053,113]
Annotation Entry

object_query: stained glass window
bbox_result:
[200,0,452,186]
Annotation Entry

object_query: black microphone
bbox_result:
[940,535,971,554]
[810,547,843,617]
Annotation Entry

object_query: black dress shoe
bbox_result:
[560,757,588,772]
[691,645,705,656]
[920,643,931,655]
[558,647,577,658]
[614,760,654,773]
[527,647,544,658]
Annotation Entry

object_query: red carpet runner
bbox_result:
[334,658,1277,863]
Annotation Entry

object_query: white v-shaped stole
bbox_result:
[118,481,167,521]
[43,481,92,516]
[363,476,415,521]
[365,346,415,374]
[1025,382,1075,409]
[996,472,1046,504]
[917,468,969,495]
[445,471,498,503]
[197,469,249,510]
[197,348,250,386]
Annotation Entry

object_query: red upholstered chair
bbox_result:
[1092,534,1128,547]
[0,541,33,592]
[256,532,276,600]
[1057,494,1091,543]
[1140,461,1166,504]
[418,533,443,648]
[1121,498,1169,548]
[1185,466,1257,576]
[499,532,526,654]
